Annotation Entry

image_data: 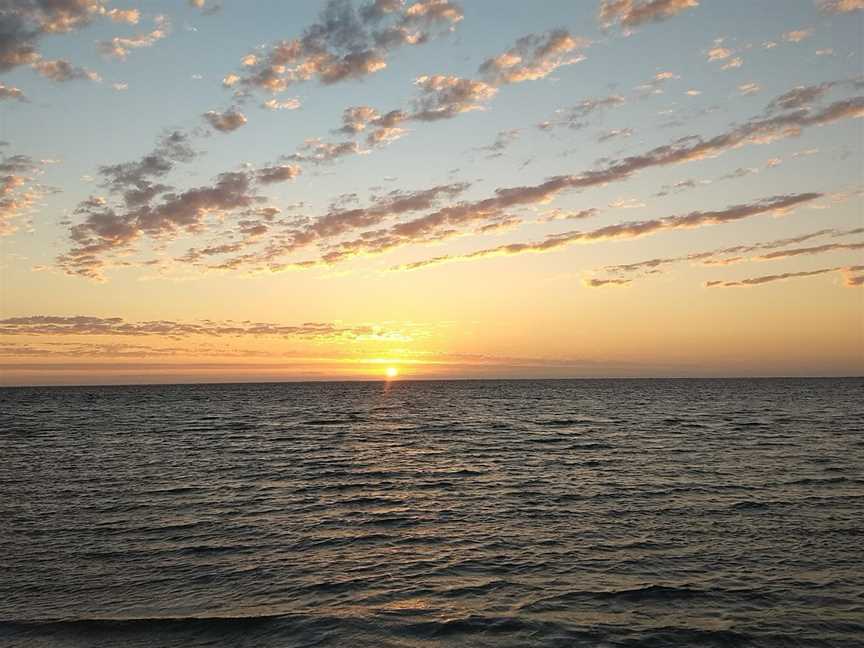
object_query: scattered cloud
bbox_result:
[475,129,521,158]
[98,15,170,60]
[228,0,463,93]
[32,58,100,82]
[0,83,26,102]
[599,0,699,31]
[782,29,813,43]
[412,74,498,121]
[203,109,248,132]
[478,29,588,85]
[738,82,761,95]
[1,153,42,235]
[584,277,632,287]
[706,265,864,288]
[538,95,625,130]
[263,98,301,110]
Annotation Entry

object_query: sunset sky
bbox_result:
[1,0,862,384]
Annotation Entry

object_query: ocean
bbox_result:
[1,378,862,647]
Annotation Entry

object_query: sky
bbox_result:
[0,0,862,385]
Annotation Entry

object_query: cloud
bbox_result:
[1,153,41,235]
[229,0,462,93]
[98,131,196,207]
[32,58,100,82]
[765,81,838,112]
[0,0,108,73]
[782,29,813,42]
[64,83,864,278]
[411,74,497,120]
[537,95,625,130]
[817,0,864,12]
[0,83,26,101]
[654,178,703,196]
[312,89,863,267]
[336,105,383,134]
[584,277,631,287]
[393,193,821,271]
[255,164,302,184]
[755,241,864,260]
[58,169,272,280]
[635,70,679,95]
[738,83,761,95]
[592,226,864,285]
[478,29,588,85]
[287,138,363,164]
[105,8,139,24]
[597,127,633,142]
[97,15,169,60]
[0,315,417,341]
[541,208,599,222]
[262,98,301,111]
[706,265,864,288]
[599,0,699,30]
[203,109,248,132]
[475,129,521,158]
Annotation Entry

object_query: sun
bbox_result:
[385,366,399,379]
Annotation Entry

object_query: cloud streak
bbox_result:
[394,193,821,271]
[706,265,864,288]
[0,315,420,342]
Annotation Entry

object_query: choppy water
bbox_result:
[1,378,863,647]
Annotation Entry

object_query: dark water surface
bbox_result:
[1,378,863,647]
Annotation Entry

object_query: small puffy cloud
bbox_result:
[0,83,26,102]
[104,8,140,24]
[478,29,588,85]
[287,138,363,164]
[112,82,128,91]
[817,0,864,12]
[255,164,302,184]
[203,109,248,132]
[411,74,497,121]
[635,71,679,94]
[32,58,100,82]
[98,15,169,60]
[1,152,44,235]
[738,82,761,95]
[707,46,733,61]
[262,98,301,111]
[599,0,699,30]
[721,56,743,70]
[541,208,598,222]
[608,197,645,209]
[782,29,813,42]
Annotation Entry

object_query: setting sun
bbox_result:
[385,367,399,379]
